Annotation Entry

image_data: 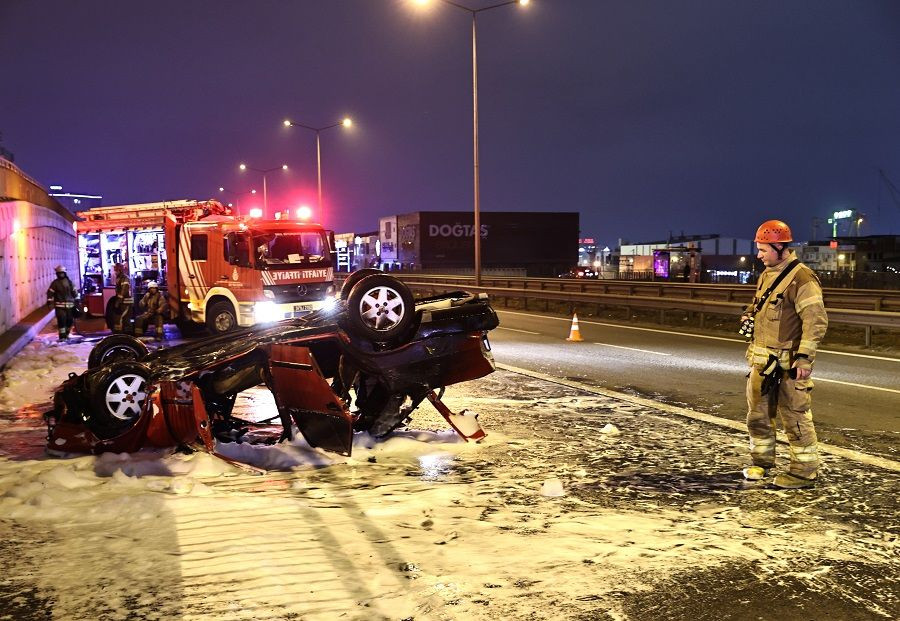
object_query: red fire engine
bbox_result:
[76,199,336,333]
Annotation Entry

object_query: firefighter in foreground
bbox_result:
[135,281,166,341]
[740,220,828,489]
[46,265,79,342]
[111,263,133,333]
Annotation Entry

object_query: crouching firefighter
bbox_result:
[135,281,166,341]
[740,219,828,489]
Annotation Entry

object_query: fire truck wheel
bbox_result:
[345,274,415,344]
[104,297,117,331]
[206,300,237,334]
[87,334,149,369]
[87,361,151,439]
[339,268,383,300]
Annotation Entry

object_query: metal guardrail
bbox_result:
[384,274,900,312]
[340,273,900,347]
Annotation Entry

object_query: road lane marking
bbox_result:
[815,377,900,395]
[497,362,900,473]
[594,342,671,356]
[496,326,541,335]
[497,310,900,362]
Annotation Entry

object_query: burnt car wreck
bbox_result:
[45,272,499,462]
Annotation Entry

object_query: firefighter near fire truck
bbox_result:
[46,265,79,342]
[75,200,337,335]
[740,219,828,489]
[111,262,133,334]
[135,281,166,341]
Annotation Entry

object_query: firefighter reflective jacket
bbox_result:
[745,252,828,367]
[46,276,78,308]
[115,274,133,304]
[139,290,166,315]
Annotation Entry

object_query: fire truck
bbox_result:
[76,199,336,334]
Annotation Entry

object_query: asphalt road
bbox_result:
[490,309,900,456]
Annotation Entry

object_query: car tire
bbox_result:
[206,300,237,334]
[345,274,415,344]
[87,334,150,369]
[339,268,383,300]
[87,361,152,439]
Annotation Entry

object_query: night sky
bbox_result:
[2,0,899,248]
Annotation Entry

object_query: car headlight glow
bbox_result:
[253,301,280,323]
[263,289,275,300]
[320,295,338,312]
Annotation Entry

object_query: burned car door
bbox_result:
[265,343,353,455]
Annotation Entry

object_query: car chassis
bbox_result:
[44,273,499,464]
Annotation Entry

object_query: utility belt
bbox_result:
[748,345,796,369]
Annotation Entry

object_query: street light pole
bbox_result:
[419,0,529,286]
[472,10,481,286]
[316,131,323,216]
[283,117,352,225]
[218,186,257,216]
[239,163,288,218]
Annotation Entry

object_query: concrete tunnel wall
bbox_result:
[0,158,79,337]
[0,200,79,334]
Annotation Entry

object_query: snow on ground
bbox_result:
[1,337,898,620]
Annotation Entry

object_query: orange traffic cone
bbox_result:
[566,313,584,342]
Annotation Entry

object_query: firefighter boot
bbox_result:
[742,466,770,481]
[773,472,817,489]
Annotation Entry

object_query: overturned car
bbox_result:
[45,272,499,461]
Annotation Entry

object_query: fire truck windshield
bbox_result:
[254,231,328,265]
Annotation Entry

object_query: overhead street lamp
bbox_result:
[414,0,530,286]
[283,117,352,224]
[217,186,257,215]
[238,163,288,217]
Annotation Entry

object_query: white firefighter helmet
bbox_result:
[54,264,66,273]
[146,281,159,289]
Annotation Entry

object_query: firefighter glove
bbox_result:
[759,354,783,397]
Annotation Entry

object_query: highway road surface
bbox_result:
[490,309,900,458]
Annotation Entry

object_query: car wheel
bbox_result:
[345,274,415,343]
[206,300,237,334]
[87,334,150,369]
[339,268,383,300]
[87,361,152,439]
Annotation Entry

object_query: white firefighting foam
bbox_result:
[0,335,897,620]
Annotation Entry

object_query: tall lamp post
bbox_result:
[238,163,288,217]
[283,117,352,224]
[415,0,530,286]
[217,186,257,215]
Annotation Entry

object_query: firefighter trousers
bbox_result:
[54,307,74,340]
[135,312,164,338]
[112,301,132,333]
[746,364,820,478]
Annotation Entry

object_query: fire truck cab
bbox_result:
[76,200,336,334]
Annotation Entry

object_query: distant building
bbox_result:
[798,241,857,272]
[334,231,379,272]
[377,211,579,277]
[839,235,900,273]
[801,235,900,287]
[619,233,756,283]
[578,238,598,268]
[378,215,399,269]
